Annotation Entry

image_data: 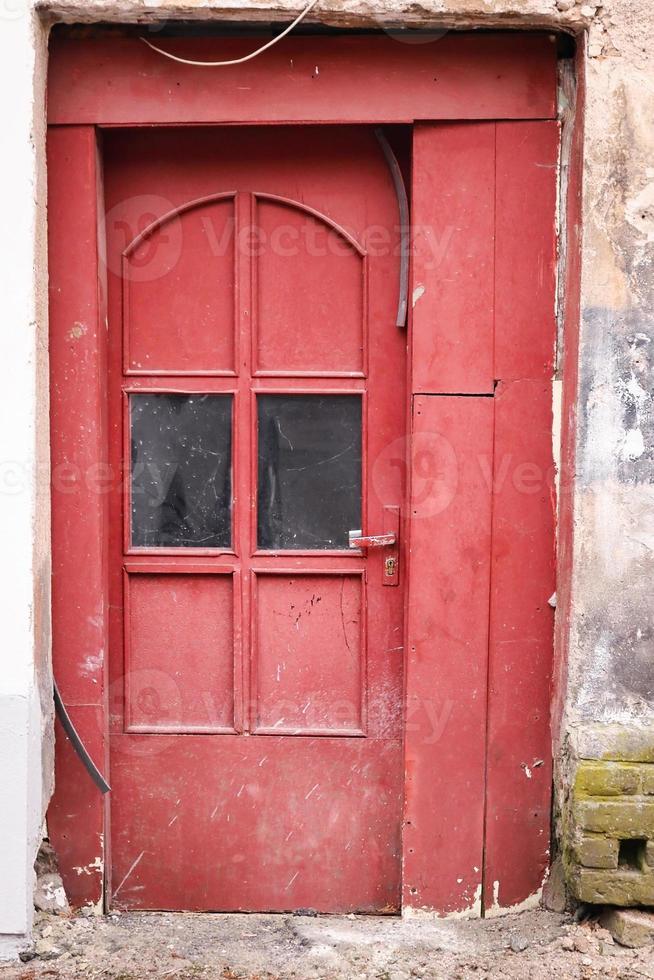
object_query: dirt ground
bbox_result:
[2,907,654,980]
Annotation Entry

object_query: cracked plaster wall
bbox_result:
[567,2,654,733]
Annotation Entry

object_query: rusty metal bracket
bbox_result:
[54,680,111,794]
[375,127,409,329]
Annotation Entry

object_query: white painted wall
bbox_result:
[0,5,50,962]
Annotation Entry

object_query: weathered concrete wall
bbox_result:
[2,0,654,954]
[558,2,654,904]
[569,1,654,729]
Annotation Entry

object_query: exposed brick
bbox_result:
[541,856,567,913]
[576,726,654,764]
[575,761,641,797]
[570,868,654,907]
[600,908,654,948]
[572,835,618,869]
[574,799,654,837]
[565,756,654,907]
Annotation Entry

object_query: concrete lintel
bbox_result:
[35,0,591,32]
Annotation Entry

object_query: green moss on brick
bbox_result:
[570,868,654,907]
[564,754,654,906]
[572,834,619,869]
[574,800,654,837]
[575,761,641,798]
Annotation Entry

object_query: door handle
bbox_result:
[349,506,401,587]
[348,530,396,549]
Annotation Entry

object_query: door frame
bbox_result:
[47,31,560,916]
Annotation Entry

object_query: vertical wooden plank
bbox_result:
[483,380,556,911]
[412,123,495,395]
[47,125,108,909]
[483,119,558,913]
[403,395,493,914]
[494,121,559,381]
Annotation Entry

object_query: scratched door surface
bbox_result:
[104,127,407,911]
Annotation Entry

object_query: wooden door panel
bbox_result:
[404,396,494,914]
[47,126,107,908]
[48,42,559,919]
[253,196,366,377]
[252,572,365,736]
[412,123,496,395]
[105,126,406,911]
[407,120,558,914]
[481,122,559,910]
[494,121,559,381]
[110,735,402,912]
[483,380,555,910]
[123,570,237,734]
[48,35,557,126]
[123,194,237,375]
[412,120,559,395]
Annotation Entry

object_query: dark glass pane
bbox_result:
[258,395,361,550]
[131,394,232,549]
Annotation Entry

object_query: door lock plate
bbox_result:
[382,505,400,587]
[384,556,398,578]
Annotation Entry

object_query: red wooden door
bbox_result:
[104,126,407,912]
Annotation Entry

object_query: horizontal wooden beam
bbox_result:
[48,33,557,125]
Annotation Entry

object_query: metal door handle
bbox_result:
[350,507,400,587]
[348,530,396,549]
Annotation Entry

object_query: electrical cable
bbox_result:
[141,0,320,67]
[54,680,110,794]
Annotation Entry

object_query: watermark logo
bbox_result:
[101,194,183,282]
[373,432,459,519]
